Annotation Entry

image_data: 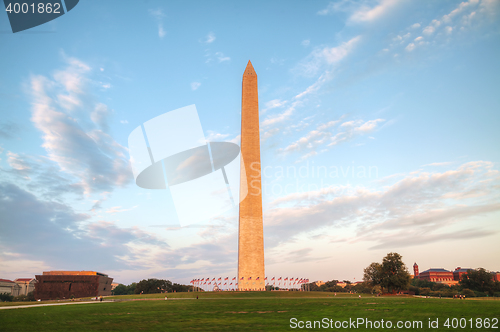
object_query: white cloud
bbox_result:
[423,25,435,35]
[191,81,201,91]
[261,99,287,114]
[279,117,384,162]
[149,9,166,39]
[350,0,400,23]
[411,23,421,29]
[264,161,500,248]
[301,39,310,47]
[205,130,230,142]
[205,32,216,44]
[158,23,166,38]
[317,0,400,23]
[270,57,285,65]
[149,8,165,19]
[329,119,385,146]
[414,36,423,42]
[281,119,340,155]
[261,101,300,127]
[120,120,128,124]
[215,52,230,62]
[423,162,453,167]
[405,43,416,52]
[293,36,361,77]
[29,56,132,194]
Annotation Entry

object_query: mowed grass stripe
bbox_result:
[0,295,498,331]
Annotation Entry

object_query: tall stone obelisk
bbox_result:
[238,61,265,291]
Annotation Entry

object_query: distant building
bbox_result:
[34,271,113,300]
[14,278,36,296]
[111,283,120,291]
[0,279,21,296]
[416,268,457,285]
[413,263,499,286]
[314,281,325,287]
[453,268,473,282]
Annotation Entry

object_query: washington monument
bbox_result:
[238,61,265,291]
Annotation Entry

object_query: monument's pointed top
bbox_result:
[243,60,256,76]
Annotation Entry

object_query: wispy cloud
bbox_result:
[191,81,201,91]
[318,0,401,23]
[28,56,132,195]
[261,101,300,127]
[205,32,216,43]
[386,0,498,56]
[279,117,385,162]
[149,8,166,39]
[215,52,230,62]
[293,36,361,77]
[261,99,287,114]
[264,161,500,248]
[158,24,166,38]
[205,130,230,142]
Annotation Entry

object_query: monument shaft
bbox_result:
[238,61,265,291]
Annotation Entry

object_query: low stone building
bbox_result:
[14,278,36,296]
[34,271,113,300]
[0,278,21,296]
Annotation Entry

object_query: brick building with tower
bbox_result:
[413,263,499,286]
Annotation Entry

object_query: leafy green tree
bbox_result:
[363,253,411,294]
[135,279,172,294]
[380,252,411,293]
[0,293,14,302]
[363,262,383,287]
[459,268,495,295]
[112,283,137,295]
[352,282,373,294]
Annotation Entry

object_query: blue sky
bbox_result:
[1,0,499,285]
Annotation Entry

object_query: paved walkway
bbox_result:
[0,301,98,310]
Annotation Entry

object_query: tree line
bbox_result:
[112,278,194,295]
[302,252,500,298]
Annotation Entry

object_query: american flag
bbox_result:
[225,277,228,280]
[232,277,236,280]
[230,282,233,285]
[218,277,221,281]
[256,277,260,280]
[240,277,244,280]
[278,277,282,280]
[285,277,288,281]
[265,277,267,280]
[272,277,275,281]
[201,278,204,281]
[248,277,252,280]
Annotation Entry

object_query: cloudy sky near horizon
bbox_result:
[1,0,499,285]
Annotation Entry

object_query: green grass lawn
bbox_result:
[1,293,499,331]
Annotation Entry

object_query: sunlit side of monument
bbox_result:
[238,61,266,291]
